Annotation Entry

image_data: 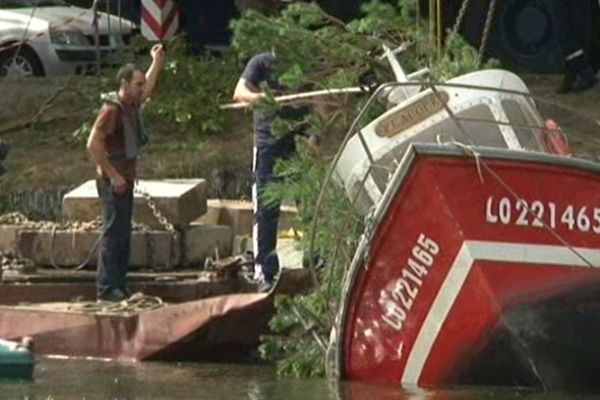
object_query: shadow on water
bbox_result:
[0,358,598,400]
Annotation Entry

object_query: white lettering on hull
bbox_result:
[485,196,600,234]
[381,234,440,332]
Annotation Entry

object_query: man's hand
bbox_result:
[110,174,128,195]
[233,78,264,105]
[150,44,166,69]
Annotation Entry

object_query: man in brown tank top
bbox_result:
[86,44,166,302]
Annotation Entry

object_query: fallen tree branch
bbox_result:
[30,76,75,130]
[0,113,78,136]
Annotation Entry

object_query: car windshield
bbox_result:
[0,0,68,8]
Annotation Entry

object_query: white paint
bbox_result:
[401,241,600,385]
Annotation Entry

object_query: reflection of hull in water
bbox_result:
[333,145,600,391]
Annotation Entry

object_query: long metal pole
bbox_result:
[429,0,435,57]
[92,0,101,76]
[436,0,442,60]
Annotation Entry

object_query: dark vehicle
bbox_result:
[443,0,600,72]
[64,0,600,72]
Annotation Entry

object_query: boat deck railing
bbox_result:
[306,78,600,287]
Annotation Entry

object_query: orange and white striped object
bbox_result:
[141,0,179,42]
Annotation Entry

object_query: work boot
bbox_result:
[557,52,598,94]
[557,68,597,94]
[120,286,133,298]
[256,272,278,293]
[257,279,275,293]
[97,288,128,302]
[570,66,597,93]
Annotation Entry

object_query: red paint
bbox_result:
[342,153,600,385]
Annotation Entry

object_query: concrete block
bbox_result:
[62,179,207,229]
[184,224,232,266]
[197,199,297,236]
[0,225,20,255]
[17,229,181,269]
[17,229,100,268]
[232,235,252,255]
[130,230,182,269]
[195,200,221,225]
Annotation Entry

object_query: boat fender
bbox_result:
[542,119,572,156]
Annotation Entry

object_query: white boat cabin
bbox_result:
[336,67,551,214]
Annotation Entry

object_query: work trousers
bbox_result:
[252,138,295,282]
[552,0,591,66]
[96,177,134,297]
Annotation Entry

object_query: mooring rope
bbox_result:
[67,292,165,313]
[446,139,597,269]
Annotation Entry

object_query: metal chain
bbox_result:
[134,185,179,270]
[478,0,499,62]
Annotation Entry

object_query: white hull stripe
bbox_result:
[401,241,600,385]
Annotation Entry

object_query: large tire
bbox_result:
[0,45,45,77]
[460,0,594,73]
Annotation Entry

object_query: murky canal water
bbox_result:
[1,358,599,399]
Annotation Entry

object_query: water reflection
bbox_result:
[0,358,596,400]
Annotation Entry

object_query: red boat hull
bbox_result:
[336,145,600,390]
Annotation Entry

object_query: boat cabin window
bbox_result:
[501,100,543,151]
[455,105,505,147]
[367,105,505,193]
[419,105,505,147]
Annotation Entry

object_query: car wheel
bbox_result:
[461,0,593,72]
[0,46,44,77]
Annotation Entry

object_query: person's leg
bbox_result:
[96,178,132,301]
[252,145,280,285]
[116,181,134,296]
[553,0,596,93]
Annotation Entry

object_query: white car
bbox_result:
[0,0,135,77]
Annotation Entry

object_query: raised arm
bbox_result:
[142,44,166,102]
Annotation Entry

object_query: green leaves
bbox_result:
[236,0,501,380]
[144,38,238,135]
[278,64,304,90]
[434,33,501,80]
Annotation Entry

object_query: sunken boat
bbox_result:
[327,49,600,391]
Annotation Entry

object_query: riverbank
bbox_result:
[1,73,599,219]
[0,76,254,218]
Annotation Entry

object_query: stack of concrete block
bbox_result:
[63,179,208,230]
[197,199,297,236]
[9,179,233,268]
[0,225,20,255]
[4,180,302,269]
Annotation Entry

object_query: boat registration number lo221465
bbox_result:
[485,196,600,233]
[381,234,440,332]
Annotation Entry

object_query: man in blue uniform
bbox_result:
[233,52,307,292]
[553,0,597,94]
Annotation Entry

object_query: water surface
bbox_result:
[2,358,599,400]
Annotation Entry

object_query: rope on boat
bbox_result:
[67,292,165,313]
[447,140,597,269]
[478,0,499,63]
[50,223,104,271]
